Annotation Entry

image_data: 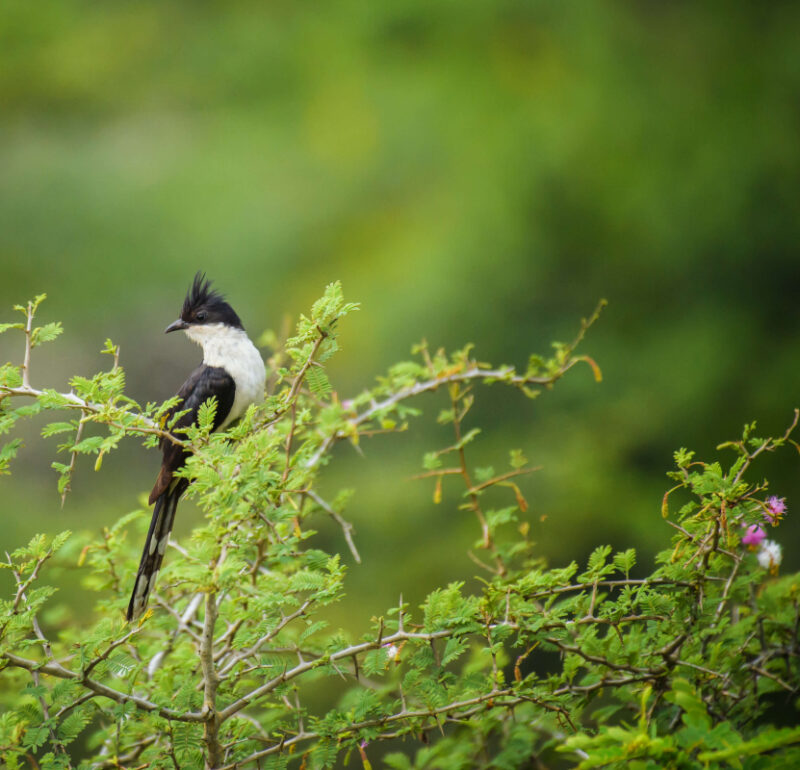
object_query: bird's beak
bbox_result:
[165,319,189,334]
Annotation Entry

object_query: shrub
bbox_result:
[0,288,798,769]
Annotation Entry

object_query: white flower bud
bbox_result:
[757,540,782,571]
[384,644,399,661]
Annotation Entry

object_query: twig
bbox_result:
[219,627,459,720]
[466,466,541,494]
[305,362,590,470]
[217,598,314,678]
[2,651,205,722]
[305,490,361,563]
[60,416,86,506]
[21,300,34,388]
[0,384,185,447]
[217,684,581,770]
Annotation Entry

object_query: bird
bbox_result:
[126,272,266,622]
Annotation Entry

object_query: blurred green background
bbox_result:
[2,1,799,626]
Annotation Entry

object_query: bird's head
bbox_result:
[165,272,244,335]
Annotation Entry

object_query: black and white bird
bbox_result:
[127,273,266,622]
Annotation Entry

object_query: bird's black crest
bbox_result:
[181,272,244,329]
[182,272,223,316]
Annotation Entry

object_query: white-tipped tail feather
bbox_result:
[126,482,182,621]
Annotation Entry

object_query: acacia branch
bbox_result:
[466,466,541,494]
[524,577,694,601]
[304,489,361,564]
[9,554,51,614]
[304,363,580,469]
[312,299,606,470]
[83,625,141,679]
[217,598,314,678]
[219,628,456,720]
[304,328,604,472]
[94,736,159,769]
[21,300,34,388]
[0,383,185,448]
[1,652,205,722]
[219,684,584,770]
[201,590,223,768]
[261,332,327,430]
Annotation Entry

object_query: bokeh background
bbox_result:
[2,1,800,629]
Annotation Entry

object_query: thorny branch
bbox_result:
[201,589,223,769]
[1,384,185,447]
[305,299,606,469]
[1,651,205,723]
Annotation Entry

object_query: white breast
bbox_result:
[185,323,266,430]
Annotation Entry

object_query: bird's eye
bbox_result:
[196,311,207,322]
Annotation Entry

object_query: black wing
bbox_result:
[148,365,236,504]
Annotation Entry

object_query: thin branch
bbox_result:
[548,637,662,675]
[305,489,361,564]
[83,626,141,679]
[94,736,158,769]
[21,300,34,389]
[466,466,541,494]
[305,358,591,470]
[218,687,576,770]
[409,468,463,480]
[1,652,205,723]
[60,416,86,506]
[217,598,314,678]
[261,332,327,430]
[10,555,50,614]
[0,384,185,447]
[525,578,694,601]
[219,628,457,720]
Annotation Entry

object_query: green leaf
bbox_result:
[72,436,104,454]
[474,466,495,483]
[22,726,48,750]
[317,337,340,363]
[384,753,413,770]
[578,544,614,582]
[306,367,332,397]
[37,389,73,409]
[455,427,481,449]
[41,422,76,438]
[697,725,800,761]
[613,548,636,577]
[0,439,23,474]
[509,449,527,469]
[665,678,711,731]
[173,723,203,766]
[31,322,63,347]
[197,398,218,431]
[422,451,442,470]
[0,364,22,387]
[57,709,92,744]
[442,636,468,665]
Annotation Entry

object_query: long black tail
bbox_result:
[127,481,185,622]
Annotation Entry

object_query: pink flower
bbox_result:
[764,496,787,524]
[741,524,766,548]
